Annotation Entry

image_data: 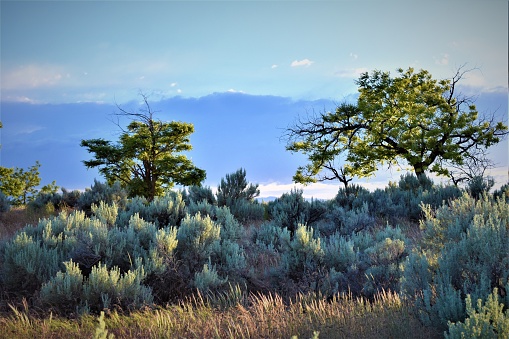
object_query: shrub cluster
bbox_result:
[402,192,509,333]
[1,171,507,337]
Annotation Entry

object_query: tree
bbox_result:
[216,168,259,207]
[285,67,508,184]
[0,161,42,205]
[81,94,206,200]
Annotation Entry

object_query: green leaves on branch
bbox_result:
[285,67,508,184]
[0,161,57,205]
[81,95,205,200]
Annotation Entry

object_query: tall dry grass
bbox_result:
[1,290,441,338]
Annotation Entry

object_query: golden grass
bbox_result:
[0,206,36,240]
[0,290,441,339]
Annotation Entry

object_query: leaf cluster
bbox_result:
[286,67,508,184]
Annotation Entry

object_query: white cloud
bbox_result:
[291,59,314,67]
[177,89,182,94]
[334,67,368,78]
[258,182,338,200]
[226,88,244,93]
[170,82,177,87]
[271,64,278,69]
[350,52,358,60]
[1,64,66,89]
[2,95,40,104]
[434,53,449,65]
[15,125,45,135]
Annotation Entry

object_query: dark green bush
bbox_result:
[186,185,216,205]
[466,175,495,199]
[216,168,264,222]
[0,191,11,213]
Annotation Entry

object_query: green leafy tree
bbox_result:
[286,67,507,184]
[0,161,42,205]
[81,94,206,200]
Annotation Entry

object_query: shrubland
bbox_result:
[0,169,508,338]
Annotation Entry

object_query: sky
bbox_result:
[1,0,508,199]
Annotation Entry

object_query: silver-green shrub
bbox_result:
[176,213,221,277]
[446,288,509,338]
[2,232,62,295]
[319,225,407,297]
[116,191,185,228]
[252,221,291,254]
[1,202,177,309]
[140,190,186,227]
[41,259,153,313]
[83,261,153,312]
[40,260,84,312]
[280,224,324,289]
[403,193,509,330]
[77,180,128,214]
[194,259,227,293]
[362,227,407,296]
[216,168,259,206]
[186,199,217,219]
[228,199,265,223]
[493,182,509,202]
[91,201,118,227]
[268,189,310,234]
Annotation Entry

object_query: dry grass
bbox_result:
[0,290,441,339]
[0,205,65,241]
[0,206,37,241]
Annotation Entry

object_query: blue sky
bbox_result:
[1,0,508,199]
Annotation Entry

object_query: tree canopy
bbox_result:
[81,95,206,200]
[0,161,58,205]
[285,67,508,186]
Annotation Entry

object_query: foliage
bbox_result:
[268,188,327,234]
[1,171,508,334]
[40,259,153,313]
[175,213,221,280]
[2,231,63,295]
[194,259,228,293]
[216,168,264,222]
[0,205,178,307]
[117,190,186,228]
[217,168,259,205]
[0,191,10,213]
[185,185,216,205]
[285,67,507,183]
[329,173,461,223]
[77,180,128,215]
[0,161,43,205]
[465,175,494,199]
[94,311,115,339]
[81,94,206,200]
[403,193,509,330]
[493,182,509,202]
[445,288,509,339]
[281,224,324,286]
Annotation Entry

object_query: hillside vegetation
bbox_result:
[1,172,508,338]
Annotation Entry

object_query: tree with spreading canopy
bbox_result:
[0,123,58,205]
[285,67,507,187]
[81,94,206,200]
